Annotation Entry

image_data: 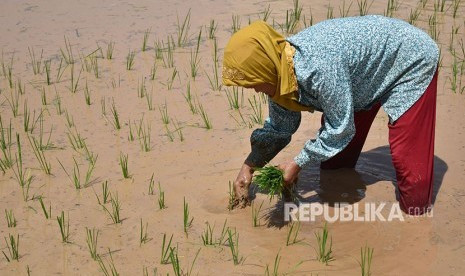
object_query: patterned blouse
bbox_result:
[246,15,439,168]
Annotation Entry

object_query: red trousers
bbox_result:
[320,72,438,215]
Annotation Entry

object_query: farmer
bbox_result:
[222,15,439,215]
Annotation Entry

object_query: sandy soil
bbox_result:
[1,0,464,275]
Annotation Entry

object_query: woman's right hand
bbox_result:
[231,163,255,209]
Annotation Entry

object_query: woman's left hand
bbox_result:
[278,160,301,187]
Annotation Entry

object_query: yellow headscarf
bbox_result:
[222,20,313,112]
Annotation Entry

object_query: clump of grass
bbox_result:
[315,223,334,265]
[359,244,374,276]
[57,211,71,243]
[85,227,100,260]
[253,165,285,200]
[2,234,19,262]
[5,209,17,228]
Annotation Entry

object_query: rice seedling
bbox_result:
[102,192,122,224]
[339,0,353,17]
[159,102,170,125]
[142,28,151,52]
[252,200,264,227]
[5,209,17,228]
[253,165,285,200]
[248,95,263,125]
[154,39,163,60]
[97,249,119,276]
[315,223,334,265]
[452,0,462,18]
[169,246,181,275]
[138,77,146,98]
[91,55,99,79]
[143,267,158,276]
[183,82,197,114]
[162,38,175,68]
[225,86,243,109]
[2,234,19,262]
[148,173,155,195]
[85,227,99,260]
[197,102,212,129]
[170,247,200,276]
[158,182,166,209]
[326,3,334,19]
[146,90,154,110]
[428,11,440,41]
[357,0,374,16]
[384,0,400,17]
[16,78,25,95]
[13,134,33,201]
[172,118,184,141]
[119,152,130,179]
[69,64,81,93]
[449,25,460,52]
[264,250,281,276]
[5,88,20,117]
[40,86,48,106]
[164,125,175,142]
[56,58,66,83]
[190,28,202,80]
[206,38,221,91]
[227,181,236,211]
[27,135,52,175]
[176,9,191,47]
[57,211,71,243]
[28,47,43,75]
[286,221,303,246]
[227,228,243,265]
[359,244,374,276]
[95,180,111,205]
[207,19,217,39]
[150,61,157,81]
[0,117,14,170]
[183,197,194,236]
[260,5,272,22]
[37,114,55,150]
[82,141,98,165]
[106,41,115,59]
[126,50,136,70]
[140,219,152,245]
[58,156,96,189]
[53,90,64,115]
[160,233,173,264]
[231,14,241,33]
[109,99,121,130]
[201,221,214,246]
[23,101,38,133]
[136,117,152,152]
[66,126,86,151]
[38,196,51,219]
[166,67,178,90]
[61,36,75,64]
[408,6,421,25]
[1,51,14,88]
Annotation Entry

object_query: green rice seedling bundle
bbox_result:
[253,165,285,200]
